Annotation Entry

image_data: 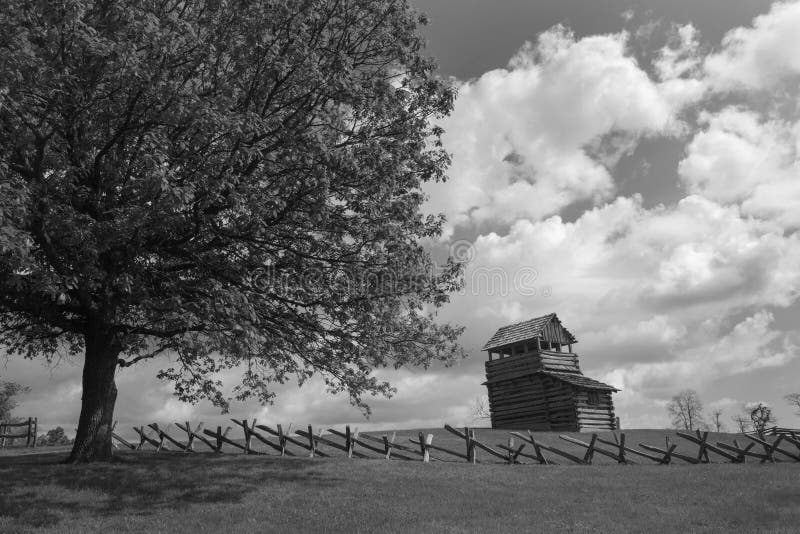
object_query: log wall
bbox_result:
[485,350,580,377]
[485,351,616,431]
[573,390,616,431]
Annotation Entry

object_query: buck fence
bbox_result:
[110,419,800,466]
[0,417,38,448]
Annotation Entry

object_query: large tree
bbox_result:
[0,0,463,462]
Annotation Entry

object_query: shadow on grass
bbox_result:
[0,451,341,529]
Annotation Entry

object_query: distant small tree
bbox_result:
[731,414,750,434]
[471,395,491,423]
[667,389,705,430]
[746,402,775,439]
[785,393,800,416]
[710,409,725,432]
[39,426,72,446]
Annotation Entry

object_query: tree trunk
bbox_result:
[66,327,121,463]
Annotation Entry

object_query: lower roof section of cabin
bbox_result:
[485,371,617,432]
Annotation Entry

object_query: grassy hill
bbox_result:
[1,428,799,533]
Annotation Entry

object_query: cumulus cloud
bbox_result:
[679,107,800,229]
[609,311,799,396]
[654,24,708,110]
[704,0,800,91]
[454,196,800,335]
[431,190,800,427]
[655,24,703,81]
[427,25,701,238]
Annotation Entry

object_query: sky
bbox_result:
[4,0,800,437]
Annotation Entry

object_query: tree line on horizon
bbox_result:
[4,379,800,441]
[667,388,800,438]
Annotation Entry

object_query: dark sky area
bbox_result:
[413,0,775,79]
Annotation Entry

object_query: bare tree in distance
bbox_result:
[710,409,725,432]
[471,395,491,424]
[747,402,776,439]
[667,389,705,430]
[731,414,750,434]
[785,393,800,416]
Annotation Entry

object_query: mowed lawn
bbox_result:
[1,428,799,533]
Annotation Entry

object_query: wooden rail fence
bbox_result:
[744,426,800,438]
[0,417,38,448]
[110,420,800,467]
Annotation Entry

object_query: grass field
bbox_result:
[1,428,799,533]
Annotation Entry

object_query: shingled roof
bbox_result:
[482,313,577,351]
[543,371,619,391]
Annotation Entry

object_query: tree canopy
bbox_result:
[0,0,463,462]
[746,402,775,439]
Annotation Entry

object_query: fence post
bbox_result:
[351,427,359,458]
[155,425,166,452]
[307,425,316,458]
[0,422,5,448]
[33,417,38,448]
[185,421,195,451]
[25,417,32,447]
[469,429,477,464]
[215,425,223,453]
[418,432,432,462]
[346,425,353,458]
[583,434,597,464]
[694,430,710,463]
[277,424,286,457]
[463,426,475,463]
[507,436,527,464]
[383,432,396,460]
[243,419,254,454]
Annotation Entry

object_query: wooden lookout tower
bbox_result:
[482,313,619,431]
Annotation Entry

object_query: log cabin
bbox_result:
[482,313,619,431]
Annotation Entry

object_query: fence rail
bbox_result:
[110,419,800,467]
[0,417,38,448]
[744,426,800,438]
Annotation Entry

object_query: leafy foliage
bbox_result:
[746,402,775,439]
[38,426,73,446]
[0,379,29,421]
[0,0,463,415]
